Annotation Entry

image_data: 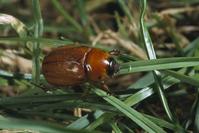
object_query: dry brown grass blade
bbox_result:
[91,30,147,59]
[0,50,32,73]
[159,5,199,15]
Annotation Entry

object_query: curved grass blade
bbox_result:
[0,13,27,37]
[139,0,174,122]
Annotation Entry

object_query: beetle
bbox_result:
[42,45,119,92]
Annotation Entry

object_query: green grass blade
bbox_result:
[125,87,153,106]
[93,88,166,133]
[76,0,92,36]
[110,122,122,133]
[124,72,180,107]
[0,94,86,106]
[139,0,174,122]
[117,0,133,22]
[85,113,114,130]
[163,70,199,87]
[0,37,73,46]
[127,72,154,89]
[144,114,177,130]
[119,57,199,75]
[51,0,82,32]
[86,73,181,131]
[32,0,43,84]
[183,37,199,56]
[194,38,199,132]
[0,116,101,133]
[67,110,104,129]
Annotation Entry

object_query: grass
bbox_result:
[0,0,198,132]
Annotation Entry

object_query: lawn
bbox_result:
[0,0,198,132]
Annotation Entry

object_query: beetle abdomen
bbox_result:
[42,46,90,86]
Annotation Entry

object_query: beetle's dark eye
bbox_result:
[107,57,119,77]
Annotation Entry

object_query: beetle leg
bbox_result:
[100,81,112,95]
[109,49,120,56]
[81,87,91,97]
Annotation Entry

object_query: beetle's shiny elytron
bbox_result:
[42,45,119,91]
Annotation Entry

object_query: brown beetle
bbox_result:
[42,45,119,92]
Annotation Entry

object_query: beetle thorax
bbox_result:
[84,48,110,82]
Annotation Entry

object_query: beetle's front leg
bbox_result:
[109,49,120,56]
[100,81,112,95]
